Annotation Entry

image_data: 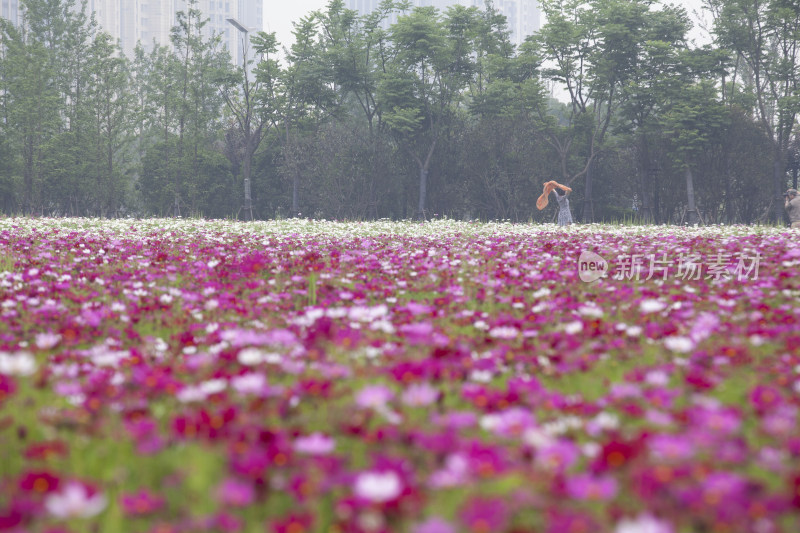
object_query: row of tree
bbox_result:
[1,0,799,223]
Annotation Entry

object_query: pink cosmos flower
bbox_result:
[565,473,618,501]
[401,383,439,407]
[45,482,107,519]
[648,434,695,462]
[535,440,580,473]
[481,407,535,437]
[399,322,435,345]
[429,454,469,488]
[699,471,747,507]
[761,406,797,437]
[413,517,456,533]
[689,312,719,343]
[216,478,255,507]
[293,433,336,455]
[355,385,394,409]
[34,332,61,350]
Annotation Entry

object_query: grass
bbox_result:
[0,253,14,271]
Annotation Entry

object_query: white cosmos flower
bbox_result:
[0,351,37,376]
[639,299,667,313]
[354,471,403,503]
[231,373,267,395]
[614,514,673,533]
[489,326,519,339]
[45,483,107,519]
[663,336,695,353]
[237,348,264,366]
[626,325,643,337]
[200,378,227,395]
[177,386,207,403]
[578,305,603,318]
[532,288,551,298]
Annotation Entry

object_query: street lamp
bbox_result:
[227,17,254,221]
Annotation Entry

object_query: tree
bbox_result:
[0,0,94,214]
[710,0,800,223]
[171,1,230,216]
[221,29,278,220]
[380,6,471,220]
[280,14,340,215]
[84,33,133,215]
[536,0,671,222]
[614,4,692,223]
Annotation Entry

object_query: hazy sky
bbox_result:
[265,0,711,50]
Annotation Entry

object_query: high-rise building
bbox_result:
[0,1,262,67]
[113,1,263,67]
[0,0,22,26]
[347,0,539,47]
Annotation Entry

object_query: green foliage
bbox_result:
[0,0,792,224]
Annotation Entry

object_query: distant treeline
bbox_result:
[1,0,799,224]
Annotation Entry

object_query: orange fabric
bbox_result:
[536,180,572,210]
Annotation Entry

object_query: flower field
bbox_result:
[1,218,799,533]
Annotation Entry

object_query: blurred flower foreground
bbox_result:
[1,218,800,533]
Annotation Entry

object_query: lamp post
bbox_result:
[227,17,254,221]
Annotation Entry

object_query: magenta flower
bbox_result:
[565,473,618,501]
[120,489,164,516]
[749,385,783,414]
[459,497,508,533]
[216,478,255,508]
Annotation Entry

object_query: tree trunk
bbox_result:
[417,166,428,221]
[23,135,34,215]
[773,153,785,224]
[638,136,653,224]
[685,166,699,225]
[242,136,253,221]
[582,159,594,223]
[292,173,299,215]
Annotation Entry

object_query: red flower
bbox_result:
[24,441,69,461]
[0,374,16,404]
[270,513,313,533]
[593,437,643,472]
[19,471,61,494]
[791,471,800,509]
